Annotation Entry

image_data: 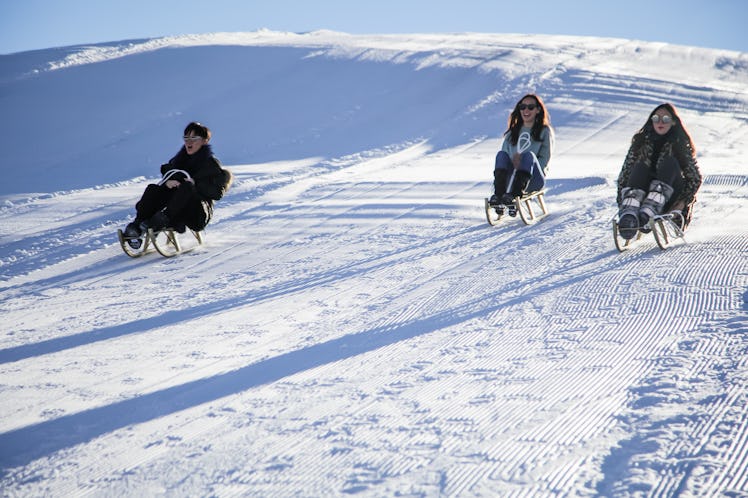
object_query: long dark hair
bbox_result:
[504,94,551,145]
[635,103,696,157]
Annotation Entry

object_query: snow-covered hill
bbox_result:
[1,31,747,496]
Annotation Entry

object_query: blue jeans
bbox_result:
[494,150,546,192]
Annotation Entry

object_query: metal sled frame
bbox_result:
[612,212,685,252]
[118,227,204,258]
[485,189,548,226]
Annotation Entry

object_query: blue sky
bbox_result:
[1,0,745,55]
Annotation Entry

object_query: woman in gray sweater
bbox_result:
[489,94,554,216]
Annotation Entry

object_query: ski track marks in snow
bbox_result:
[3,158,747,496]
[1,32,748,497]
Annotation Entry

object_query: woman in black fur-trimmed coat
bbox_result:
[124,122,232,238]
[616,103,702,240]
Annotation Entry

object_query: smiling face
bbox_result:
[651,108,675,136]
[183,132,207,155]
[519,97,540,127]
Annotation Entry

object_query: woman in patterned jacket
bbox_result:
[616,103,702,239]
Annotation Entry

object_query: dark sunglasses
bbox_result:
[183,136,203,142]
[519,104,538,111]
[651,115,673,124]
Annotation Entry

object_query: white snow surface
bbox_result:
[1,30,747,497]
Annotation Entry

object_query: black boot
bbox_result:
[144,211,171,232]
[123,221,144,249]
[509,170,532,199]
[124,221,143,238]
[490,169,508,204]
[617,187,645,240]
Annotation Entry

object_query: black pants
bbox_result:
[135,183,210,231]
[626,155,684,211]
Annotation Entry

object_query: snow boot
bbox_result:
[618,187,645,240]
[639,179,674,228]
[124,221,142,238]
[490,168,509,204]
[144,211,171,232]
[617,213,640,240]
[123,221,144,249]
[510,170,532,198]
[500,170,531,217]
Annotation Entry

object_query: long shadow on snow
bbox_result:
[542,176,606,196]
[0,216,128,282]
[0,244,618,473]
[0,220,493,364]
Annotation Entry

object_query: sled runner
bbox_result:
[612,211,685,252]
[117,227,204,258]
[484,189,548,226]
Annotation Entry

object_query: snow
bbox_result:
[1,30,747,496]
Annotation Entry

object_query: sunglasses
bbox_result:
[651,115,673,124]
[183,136,203,142]
[519,104,538,111]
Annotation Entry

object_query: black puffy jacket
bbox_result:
[161,144,232,204]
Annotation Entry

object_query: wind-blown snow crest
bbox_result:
[0,31,747,497]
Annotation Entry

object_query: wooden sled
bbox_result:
[118,227,204,258]
[485,189,548,226]
[612,212,685,252]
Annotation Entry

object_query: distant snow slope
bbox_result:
[1,31,747,497]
